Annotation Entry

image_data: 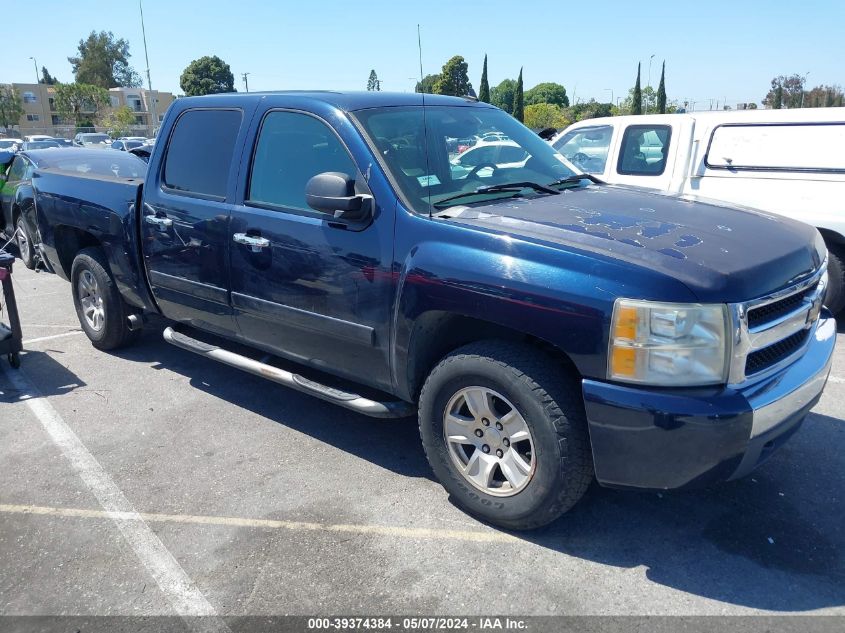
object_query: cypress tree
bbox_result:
[632,62,642,115]
[513,67,524,122]
[479,55,490,103]
[657,61,666,114]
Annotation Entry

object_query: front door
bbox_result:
[141,108,244,334]
[229,110,395,390]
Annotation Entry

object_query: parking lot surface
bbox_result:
[1,263,844,617]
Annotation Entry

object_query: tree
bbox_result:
[103,105,137,138]
[52,83,110,127]
[803,84,845,108]
[433,55,473,96]
[366,69,381,91]
[512,68,525,122]
[490,78,517,113]
[0,86,24,132]
[656,61,666,114]
[478,55,490,103]
[68,30,142,88]
[415,74,438,94]
[632,62,642,115]
[180,56,236,96]
[40,67,58,85]
[763,74,805,109]
[523,82,569,108]
[524,103,570,130]
[565,100,613,122]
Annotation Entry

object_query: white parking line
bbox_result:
[0,503,519,544]
[23,330,84,345]
[3,366,230,632]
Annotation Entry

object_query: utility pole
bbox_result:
[29,57,39,84]
[242,72,250,93]
[604,88,613,105]
[800,71,810,108]
[646,54,655,113]
[139,0,157,137]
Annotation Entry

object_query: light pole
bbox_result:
[242,72,250,93]
[646,54,655,113]
[29,57,39,84]
[800,71,810,108]
[139,0,157,136]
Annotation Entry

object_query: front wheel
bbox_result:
[71,248,140,350]
[418,341,593,530]
[824,246,845,315]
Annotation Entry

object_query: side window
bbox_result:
[111,141,122,150]
[7,156,27,182]
[248,111,357,211]
[552,125,613,174]
[163,109,242,199]
[617,124,672,176]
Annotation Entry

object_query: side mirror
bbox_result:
[305,172,372,221]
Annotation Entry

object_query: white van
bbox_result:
[550,108,845,311]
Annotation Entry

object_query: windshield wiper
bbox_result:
[433,181,560,209]
[548,173,605,188]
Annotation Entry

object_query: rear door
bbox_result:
[141,108,245,334]
[228,108,396,389]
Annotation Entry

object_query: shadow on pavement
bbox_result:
[0,349,88,403]
[109,324,845,612]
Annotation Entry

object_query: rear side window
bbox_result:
[617,124,671,176]
[706,123,845,172]
[248,111,356,211]
[163,109,242,199]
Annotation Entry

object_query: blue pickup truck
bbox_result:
[1,92,835,529]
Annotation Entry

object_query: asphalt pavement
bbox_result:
[1,262,843,619]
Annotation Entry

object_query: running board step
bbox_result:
[162,326,414,419]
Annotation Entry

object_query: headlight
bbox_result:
[608,299,729,386]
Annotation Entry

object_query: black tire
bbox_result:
[418,340,593,530]
[16,216,36,270]
[70,247,140,350]
[8,353,20,369]
[825,246,845,315]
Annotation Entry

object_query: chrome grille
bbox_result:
[745,329,811,375]
[728,263,826,384]
[746,282,818,329]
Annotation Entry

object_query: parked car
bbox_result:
[15,92,835,530]
[23,134,54,143]
[450,140,530,179]
[73,132,111,147]
[110,139,144,151]
[21,140,61,150]
[0,139,23,152]
[51,138,74,147]
[550,108,845,312]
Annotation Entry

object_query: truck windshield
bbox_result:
[353,106,579,214]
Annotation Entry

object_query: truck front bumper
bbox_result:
[582,313,836,490]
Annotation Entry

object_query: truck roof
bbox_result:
[174,91,492,112]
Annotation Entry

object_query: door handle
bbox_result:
[233,233,270,252]
[145,215,173,229]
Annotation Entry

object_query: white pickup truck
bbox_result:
[551,108,845,312]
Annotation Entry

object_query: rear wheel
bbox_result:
[418,341,593,530]
[71,248,140,350]
[16,217,35,270]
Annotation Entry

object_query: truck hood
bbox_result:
[442,184,824,303]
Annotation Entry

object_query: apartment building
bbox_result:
[3,83,175,138]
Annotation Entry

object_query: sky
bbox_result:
[4,0,843,110]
